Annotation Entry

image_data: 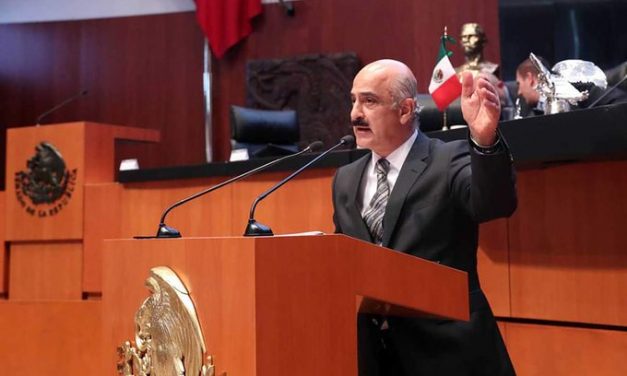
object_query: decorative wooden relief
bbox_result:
[246,53,361,148]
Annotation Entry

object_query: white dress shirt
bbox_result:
[359,130,418,216]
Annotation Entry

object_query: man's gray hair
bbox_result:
[390,73,423,126]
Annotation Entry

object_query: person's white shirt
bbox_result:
[360,129,418,216]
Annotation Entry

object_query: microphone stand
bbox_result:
[156,142,323,238]
[244,135,354,237]
[36,90,88,126]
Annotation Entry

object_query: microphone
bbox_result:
[36,89,88,125]
[586,73,627,109]
[155,141,324,238]
[244,135,355,237]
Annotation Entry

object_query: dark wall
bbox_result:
[0,0,499,171]
[0,12,206,182]
[499,0,627,81]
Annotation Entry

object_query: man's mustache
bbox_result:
[352,118,369,127]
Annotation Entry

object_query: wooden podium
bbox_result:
[1,122,470,375]
[102,235,469,375]
[3,122,159,300]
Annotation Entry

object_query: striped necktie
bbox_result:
[363,158,390,244]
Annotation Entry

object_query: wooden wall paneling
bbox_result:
[119,178,234,239]
[0,21,83,189]
[78,13,206,170]
[83,123,160,183]
[478,219,511,317]
[0,301,102,375]
[505,322,627,376]
[509,161,627,326]
[0,13,205,175]
[8,241,83,300]
[83,183,122,294]
[0,21,83,125]
[5,124,85,241]
[230,168,335,236]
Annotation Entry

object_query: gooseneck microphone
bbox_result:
[36,89,89,125]
[156,141,324,238]
[244,135,355,237]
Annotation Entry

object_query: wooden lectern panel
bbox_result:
[82,123,160,183]
[101,237,258,376]
[4,122,160,299]
[83,183,123,294]
[5,122,159,241]
[6,124,87,240]
[82,169,330,293]
[102,235,468,376]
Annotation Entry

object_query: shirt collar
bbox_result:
[371,129,418,172]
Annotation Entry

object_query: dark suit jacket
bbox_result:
[332,130,517,376]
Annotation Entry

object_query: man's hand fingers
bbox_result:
[480,87,500,108]
[475,76,498,95]
[461,71,474,98]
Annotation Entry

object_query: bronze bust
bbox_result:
[456,23,499,77]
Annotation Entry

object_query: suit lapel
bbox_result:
[381,132,431,247]
[346,154,373,242]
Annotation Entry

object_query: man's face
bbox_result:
[350,66,409,157]
[516,71,539,106]
[461,25,482,54]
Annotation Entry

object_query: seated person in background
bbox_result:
[517,57,627,117]
[515,57,546,117]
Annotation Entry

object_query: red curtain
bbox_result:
[195,0,263,58]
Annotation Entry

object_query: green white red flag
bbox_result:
[428,33,462,111]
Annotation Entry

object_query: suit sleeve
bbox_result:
[448,132,518,222]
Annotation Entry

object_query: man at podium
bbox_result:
[332,60,517,375]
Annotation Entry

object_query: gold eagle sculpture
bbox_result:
[117,266,215,376]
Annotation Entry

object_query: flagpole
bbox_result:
[203,38,213,162]
[442,26,448,131]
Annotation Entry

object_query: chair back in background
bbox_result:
[230,105,300,158]
[416,94,466,132]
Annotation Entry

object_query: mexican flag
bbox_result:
[195,0,263,58]
[428,34,462,111]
